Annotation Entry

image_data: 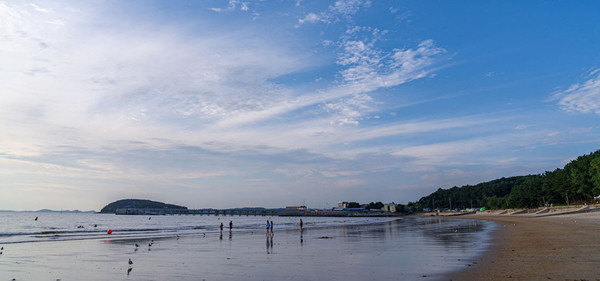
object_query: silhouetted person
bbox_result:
[266,220,270,235]
[229,221,233,231]
[300,219,303,230]
[220,222,223,232]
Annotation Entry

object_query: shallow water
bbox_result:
[0,213,494,280]
[0,212,395,243]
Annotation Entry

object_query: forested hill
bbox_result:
[100,199,188,213]
[414,149,600,210]
[416,176,534,210]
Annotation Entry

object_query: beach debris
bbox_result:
[316,236,335,239]
[107,229,113,234]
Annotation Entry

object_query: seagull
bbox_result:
[128,258,133,266]
[135,244,139,248]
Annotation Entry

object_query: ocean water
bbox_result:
[0,212,397,244]
[0,212,495,280]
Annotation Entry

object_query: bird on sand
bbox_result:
[135,244,139,247]
[128,258,133,266]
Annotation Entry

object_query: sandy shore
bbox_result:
[446,211,600,281]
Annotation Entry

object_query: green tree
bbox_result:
[346,202,360,208]
[365,202,384,210]
[591,155,600,196]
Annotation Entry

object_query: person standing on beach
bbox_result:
[229,221,233,231]
[220,222,223,232]
[300,219,303,230]
[270,220,274,235]
[266,220,270,235]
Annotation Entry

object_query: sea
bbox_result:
[0,212,495,280]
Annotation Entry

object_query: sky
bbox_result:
[1,0,599,211]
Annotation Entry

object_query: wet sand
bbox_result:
[0,218,491,281]
[446,212,600,281]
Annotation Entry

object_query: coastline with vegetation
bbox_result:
[408,149,600,213]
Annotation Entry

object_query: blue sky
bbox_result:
[1,0,599,211]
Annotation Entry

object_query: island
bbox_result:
[100,199,188,214]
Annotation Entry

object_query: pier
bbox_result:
[114,208,283,216]
[113,208,400,217]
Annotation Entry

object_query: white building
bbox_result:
[381,204,396,212]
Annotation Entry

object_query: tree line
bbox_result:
[407,149,600,210]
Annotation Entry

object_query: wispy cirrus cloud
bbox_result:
[553,69,600,114]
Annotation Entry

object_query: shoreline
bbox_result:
[445,212,600,281]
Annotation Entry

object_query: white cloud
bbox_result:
[29,3,49,13]
[337,28,446,88]
[323,94,374,125]
[298,12,321,24]
[0,1,454,170]
[298,0,370,24]
[553,69,600,114]
[210,0,250,13]
[0,2,311,156]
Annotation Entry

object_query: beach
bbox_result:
[0,214,491,281]
[446,211,600,281]
[7,211,599,281]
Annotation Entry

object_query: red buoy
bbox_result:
[107,229,113,234]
